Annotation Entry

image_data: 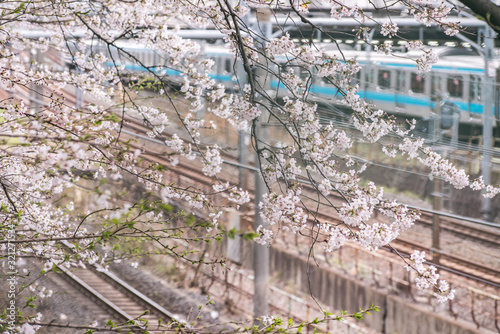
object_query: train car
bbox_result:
[311,47,487,126]
[97,41,495,131]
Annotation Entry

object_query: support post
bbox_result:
[238,130,249,189]
[237,57,249,191]
[75,67,83,110]
[481,27,495,221]
[227,210,241,264]
[432,177,441,265]
[29,49,44,113]
[253,7,272,323]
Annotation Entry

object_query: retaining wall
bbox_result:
[268,246,490,334]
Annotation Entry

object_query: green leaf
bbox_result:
[227,227,237,239]
[242,232,259,241]
[353,312,364,320]
[24,295,37,309]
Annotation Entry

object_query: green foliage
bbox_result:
[24,295,37,309]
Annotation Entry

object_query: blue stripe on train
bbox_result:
[113,62,489,115]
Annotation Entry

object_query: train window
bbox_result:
[396,70,406,92]
[225,58,232,73]
[447,76,463,98]
[470,75,482,102]
[378,70,391,89]
[410,73,425,94]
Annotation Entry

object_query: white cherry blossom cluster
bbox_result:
[405,40,424,50]
[228,188,251,205]
[405,250,455,302]
[319,223,349,252]
[399,137,425,160]
[338,183,383,227]
[133,106,169,138]
[281,68,305,95]
[202,145,223,177]
[0,0,497,321]
[165,134,196,160]
[267,33,295,56]
[208,85,262,130]
[255,225,274,245]
[259,188,308,234]
[355,222,398,252]
[419,147,469,189]
[262,152,302,183]
[317,56,361,89]
[374,43,393,55]
[380,22,399,38]
[161,186,208,210]
[416,49,439,73]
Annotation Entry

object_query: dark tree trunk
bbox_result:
[460,0,500,35]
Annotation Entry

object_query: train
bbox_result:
[95,41,498,135]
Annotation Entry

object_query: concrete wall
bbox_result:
[268,245,490,334]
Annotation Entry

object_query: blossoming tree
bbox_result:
[0,0,499,332]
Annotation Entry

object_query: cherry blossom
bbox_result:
[0,0,497,331]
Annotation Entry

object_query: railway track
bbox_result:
[57,241,179,333]
[59,264,179,333]
[118,114,500,288]
[417,210,500,248]
[12,83,500,292]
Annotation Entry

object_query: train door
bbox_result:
[431,73,443,112]
[394,70,408,108]
[447,75,464,99]
[361,66,374,99]
[469,75,482,115]
[376,67,394,109]
[395,69,407,108]
[446,75,464,119]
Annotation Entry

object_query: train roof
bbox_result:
[322,46,485,72]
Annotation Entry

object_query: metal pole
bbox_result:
[481,27,495,221]
[29,49,44,113]
[238,130,249,188]
[237,57,249,190]
[432,176,441,265]
[364,29,376,100]
[253,153,269,320]
[75,67,83,110]
[196,41,206,120]
[253,7,271,322]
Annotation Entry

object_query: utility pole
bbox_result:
[253,6,272,322]
[237,57,249,190]
[29,49,44,113]
[196,41,206,121]
[481,26,495,221]
[432,177,441,265]
[75,67,83,110]
[432,99,442,265]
